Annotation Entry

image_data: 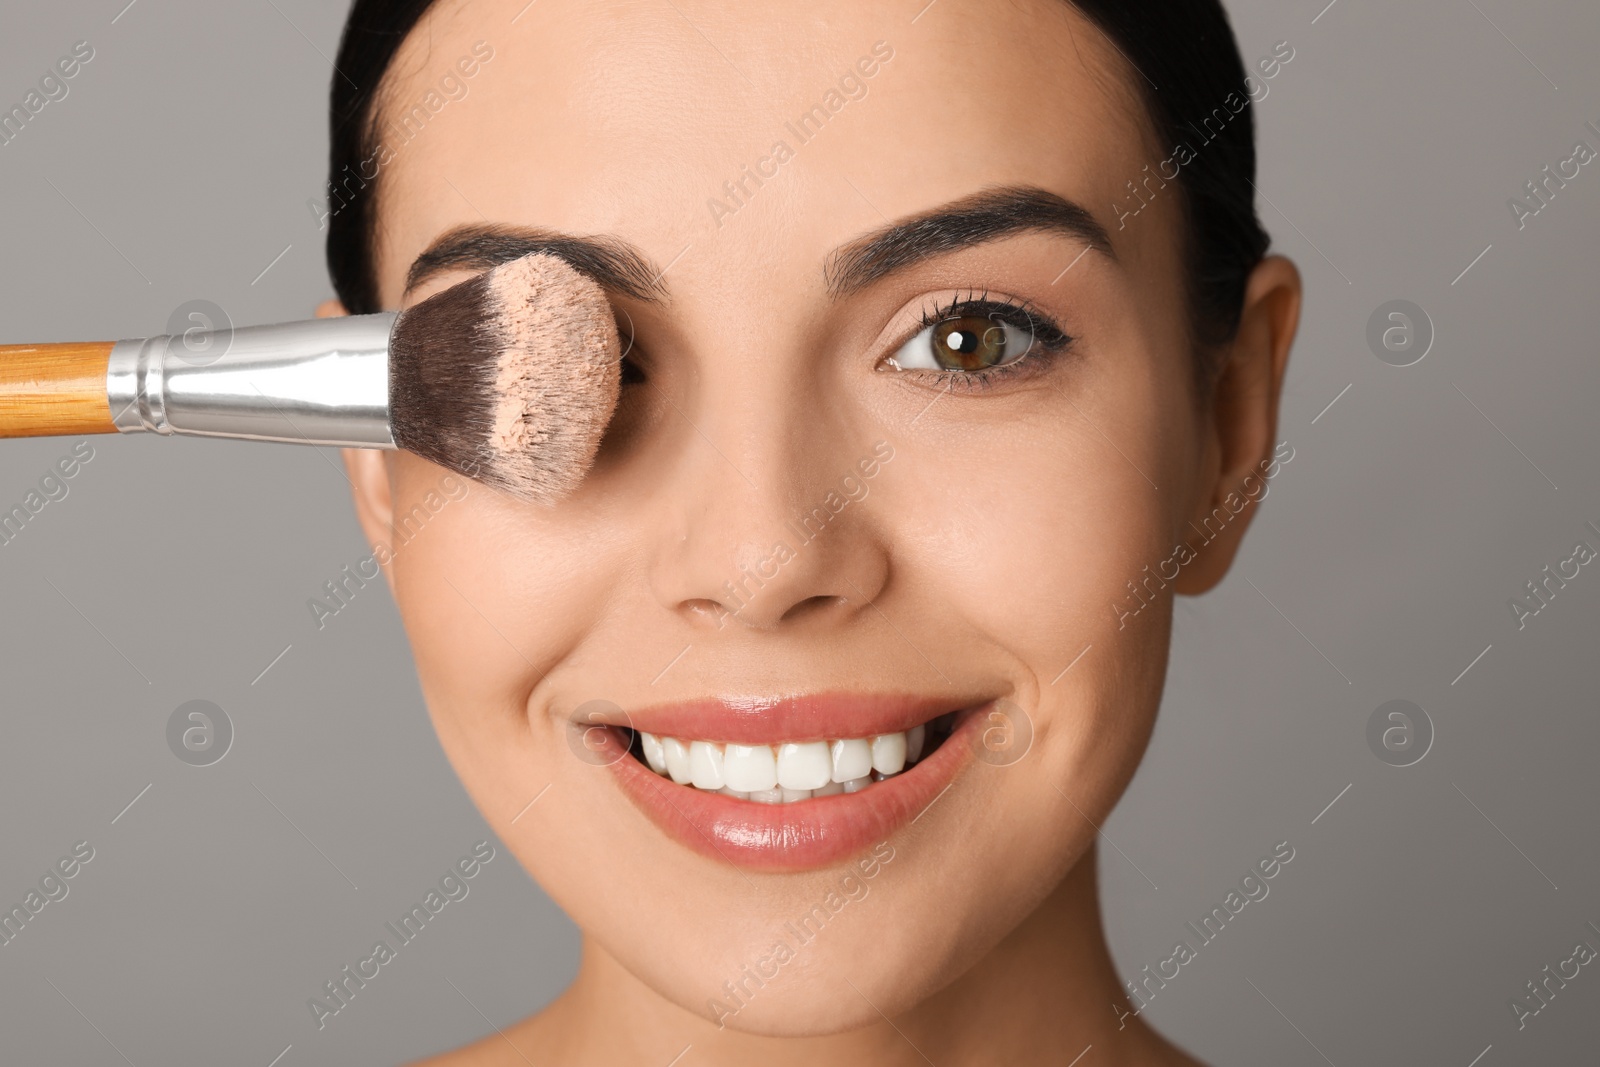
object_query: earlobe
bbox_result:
[1173,254,1302,595]
[343,448,396,583]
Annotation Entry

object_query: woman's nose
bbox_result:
[643,386,892,633]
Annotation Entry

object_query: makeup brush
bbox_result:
[0,253,621,503]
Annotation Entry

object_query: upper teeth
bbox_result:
[638,725,927,802]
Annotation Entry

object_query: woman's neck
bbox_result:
[494,846,1203,1067]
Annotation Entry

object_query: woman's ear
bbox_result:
[1174,254,1301,595]
[318,298,398,576]
[344,447,396,573]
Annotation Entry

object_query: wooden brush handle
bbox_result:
[0,342,117,438]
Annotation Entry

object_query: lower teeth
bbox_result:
[717,775,879,803]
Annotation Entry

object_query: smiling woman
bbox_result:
[318,0,1300,1064]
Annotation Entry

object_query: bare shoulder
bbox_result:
[405,1013,552,1067]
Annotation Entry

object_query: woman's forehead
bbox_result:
[371,0,1155,305]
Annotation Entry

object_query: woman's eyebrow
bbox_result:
[824,185,1116,297]
[404,224,669,301]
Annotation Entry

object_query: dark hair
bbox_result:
[327,0,1269,365]
[326,0,438,318]
[1066,0,1273,360]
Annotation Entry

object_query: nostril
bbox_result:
[779,594,849,624]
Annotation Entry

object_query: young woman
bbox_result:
[320,0,1301,1062]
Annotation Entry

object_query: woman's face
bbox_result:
[343,0,1292,1036]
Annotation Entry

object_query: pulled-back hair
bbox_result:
[326,0,1271,377]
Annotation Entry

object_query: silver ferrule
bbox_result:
[105,312,398,448]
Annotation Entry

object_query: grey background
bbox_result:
[0,0,1595,1063]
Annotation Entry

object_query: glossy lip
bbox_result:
[605,703,985,872]
[599,691,974,745]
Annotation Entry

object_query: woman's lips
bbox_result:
[603,701,983,872]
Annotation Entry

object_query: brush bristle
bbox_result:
[388,253,621,503]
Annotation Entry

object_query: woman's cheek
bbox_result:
[386,509,577,819]
[387,482,598,684]
[390,527,523,705]
[879,423,1168,671]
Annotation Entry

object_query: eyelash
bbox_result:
[888,291,1075,393]
[615,293,1074,391]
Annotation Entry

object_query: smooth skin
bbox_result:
[321,0,1300,1062]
